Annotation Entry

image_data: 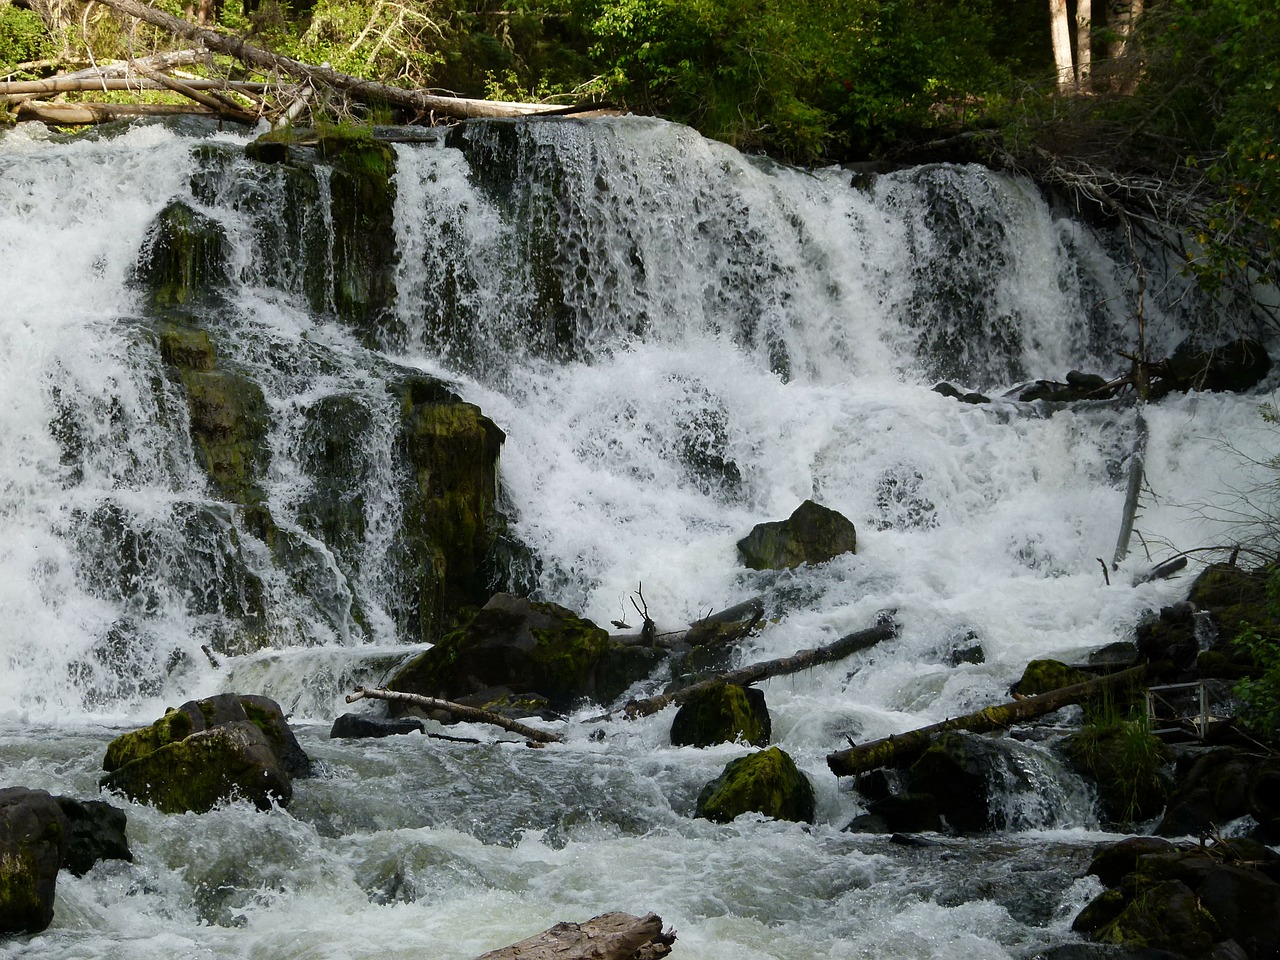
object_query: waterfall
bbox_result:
[0,114,1275,959]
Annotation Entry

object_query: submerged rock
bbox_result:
[670,683,770,748]
[0,787,68,935]
[329,714,425,739]
[55,797,132,878]
[101,693,309,814]
[695,747,815,824]
[737,499,857,570]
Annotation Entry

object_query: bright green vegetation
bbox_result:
[1062,692,1170,824]
[1232,565,1280,742]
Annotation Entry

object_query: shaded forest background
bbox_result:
[0,0,1277,293]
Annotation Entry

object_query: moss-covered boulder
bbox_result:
[904,732,1005,832]
[670,683,771,748]
[1062,721,1171,826]
[737,500,857,570]
[0,787,69,934]
[102,722,291,814]
[389,593,612,709]
[394,375,505,642]
[130,199,229,310]
[695,747,816,824]
[1015,659,1091,696]
[101,693,309,814]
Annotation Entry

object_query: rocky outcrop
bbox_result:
[388,593,662,711]
[1074,836,1280,960]
[737,500,857,570]
[695,747,816,824]
[131,199,229,310]
[0,787,69,934]
[101,693,309,814]
[903,731,1004,832]
[670,683,770,748]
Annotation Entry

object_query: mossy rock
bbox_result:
[130,199,229,310]
[695,747,816,824]
[102,707,196,772]
[1015,659,1090,696]
[1187,563,1272,639]
[388,594,612,709]
[101,721,291,814]
[1094,880,1221,957]
[905,731,999,832]
[1062,723,1171,825]
[737,499,857,570]
[0,788,69,935]
[670,683,771,748]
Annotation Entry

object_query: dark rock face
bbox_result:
[670,683,771,748]
[843,793,943,834]
[695,747,816,824]
[1075,837,1280,960]
[1159,338,1271,396]
[54,797,132,878]
[1062,724,1171,826]
[737,500,857,570]
[905,732,1004,832]
[130,199,230,310]
[329,714,425,739]
[388,593,658,710]
[0,787,69,934]
[101,694,309,814]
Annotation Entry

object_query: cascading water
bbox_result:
[0,114,1275,959]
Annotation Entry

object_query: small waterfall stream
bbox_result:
[0,115,1275,959]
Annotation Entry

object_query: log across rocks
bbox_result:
[472,911,674,960]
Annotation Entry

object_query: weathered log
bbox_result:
[130,60,257,123]
[473,912,674,960]
[826,663,1147,778]
[93,0,586,121]
[0,77,272,96]
[1112,407,1147,567]
[346,686,563,744]
[625,619,896,719]
[14,101,232,124]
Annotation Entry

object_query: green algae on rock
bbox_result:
[695,746,815,824]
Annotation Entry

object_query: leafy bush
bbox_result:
[1232,567,1280,742]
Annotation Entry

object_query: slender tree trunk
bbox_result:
[347,687,563,743]
[1076,0,1092,90]
[1050,0,1076,92]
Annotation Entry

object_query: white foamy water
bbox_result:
[0,115,1275,959]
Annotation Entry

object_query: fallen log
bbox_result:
[624,618,896,719]
[346,686,563,744]
[14,100,234,124]
[94,0,589,121]
[0,77,273,96]
[473,912,674,960]
[826,663,1147,778]
[130,59,257,123]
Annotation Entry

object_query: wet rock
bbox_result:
[0,787,69,934]
[1062,723,1171,826]
[54,797,131,877]
[696,747,816,824]
[844,792,942,834]
[130,199,229,310]
[737,499,857,570]
[905,732,1002,832]
[101,694,308,814]
[1155,748,1256,837]
[1015,659,1090,696]
[1095,879,1221,957]
[670,682,770,748]
[1088,837,1177,887]
[388,593,655,710]
[1035,945,1187,959]
[1158,338,1271,396]
[329,714,425,739]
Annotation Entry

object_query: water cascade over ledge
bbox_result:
[0,115,1275,959]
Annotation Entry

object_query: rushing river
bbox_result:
[0,115,1275,959]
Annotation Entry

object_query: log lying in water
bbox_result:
[473,912,674,960]
[346,686,563,744]
[14,101,235,124]
[624,619,896,719]
[826,663,1147,778]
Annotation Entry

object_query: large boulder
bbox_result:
[904,732,1005,832]
[1157,338,1271,396]
[695,747,816,824]
[1062,721,1172,826]
[388,593,662,710]
[670,683,770,748]
[54,798,132,878]
[0,787,69,934]
[737,500,857,570]
[1155,748,1257,838]
[101,693,309,814]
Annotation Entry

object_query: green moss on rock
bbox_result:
[671,682,771,748]
[1014,659,1089,696]
[737,499,857,570]
[102,707,194,773]
[695,746,815,824]
[130,200,229,310]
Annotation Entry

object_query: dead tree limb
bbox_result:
[0,76,271,95]
[473,912,674,960]
[826,663,1147,778]
[14,100,230,123]
[624,619,896,719]
[1112,407,1148,567]
[347,686,563,744]
[129,58,257,122]
[93,0,586,120]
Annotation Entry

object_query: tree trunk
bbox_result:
[347,687,563,744]
[473,912,674,960]
[1076,0,1092,89]
[826,664,1147,777]
[14,101,234,124]
[624,619,896,719]
[93,0,583,120]
[1049,0,1075,93]
[0,77,272,95]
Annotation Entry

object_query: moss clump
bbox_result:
[1094,881,1221,956]
[102,707,194,773]
[1014,659,1089,696]
[1062,714,1170,825]
[696,747,815,824]
[671,682,771,748]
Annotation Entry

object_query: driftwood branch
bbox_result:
[14,100,230,123]
[0,76,272,96]
[93,0,587,120]
[473,912,674,960]
[130,58,257,122]
[826,664,1147,777]
[624,619,896,719]
[347,686,563,744]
